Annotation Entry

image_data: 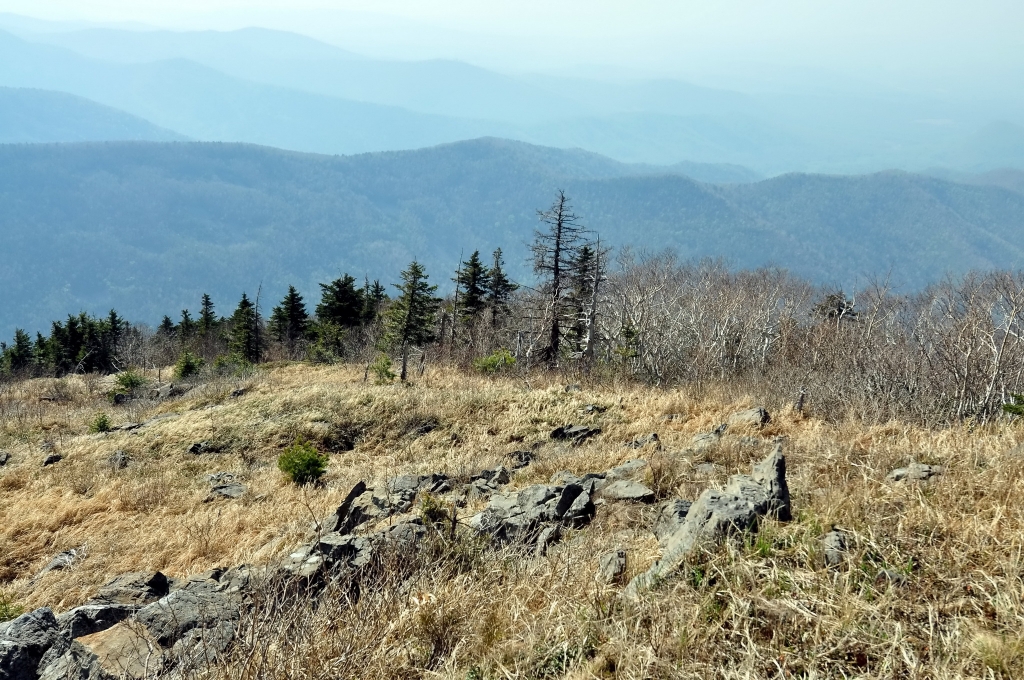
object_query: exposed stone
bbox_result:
[318,533,374,570]
[0,451,9,466]
[693,462,719,475]
[117,422,141,432]
[535,525,561,557]
[626,433,660,449]
[90,572,170,607]
[600,480,656,504]
[206,483,246,501]
[506,450,533,469]
[822,530,847,567]
[44,622,163,680]
[35,546,87,579]
[550,425,601,444]
[581,404,607,414]
[549,470,582,487]
[229,388,246,398]
[606,459,648,479]
[652,499,693,544]
[728,407,771,428]
[690,432,722,452]
[0,607,59,679]
[886,463,943,483]
[597,550,627,584]
[149,384,174,400]
[320,481,369,534]
[107,450,130,470]
[42,453,62,466]
[188,441,211,455]
[136,579,239,649]
[56,604,138,639]
[625,448,791,598]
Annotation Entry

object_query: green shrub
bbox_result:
[174,351,205,380]
[369,353,397,384]
[1004,394,1024,416]
[89,412,112,433]
[115,369,148,392]
[277,438,329,485]
[0,592,23,622]
[473,348,516,374]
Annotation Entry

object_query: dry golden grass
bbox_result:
[2,363,1024,678]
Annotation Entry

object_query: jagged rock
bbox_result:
[886,463,943,483]
[204,472,236,485]
[472,466,510,486]
[56,604,138,640]
[318,533,374,570]
[36,546,87,579]
[597,550,627,584]
[206,483,246,501]
[384,520,427,547]
[506,450,533,469]
[562,489,596,528]
[229,388,246,398]
[600,480,656,504]
[0,451,9,466]
[550,470,582,487]
[581,404,607,414]
[280,545,327,582]
[41,622,163,680]
[320,481,369,534]
[90,572,170,607]
[42,453,62,466]
[550,425,601,444]
[188,441,212,455]
[606,459,648,479]
[107,450,129,470]
[149,384,174,400]
[822,530,847,567]
[117,423,141,432]
[626,433,660,449]
[728,407,771,428]
[136,579,240,649]
[535,525,561,556]
[652,499,693,544]
[690,432,722,452]
[625,447,791,598]
[0,607,59,679]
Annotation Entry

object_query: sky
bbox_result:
[0,0,1021,93]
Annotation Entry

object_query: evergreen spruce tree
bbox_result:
[565,245,598,351]
[199,294,217,336]
[269,285,309,350]
[455,250,490,324]
[385,261,442,381]
[228,293,261,364]
[179,309,196,340]
[316,274,363,327]
[158,316,176,337]
[361,279,388,325]
[486,247,518,325]
[4,329,33,374]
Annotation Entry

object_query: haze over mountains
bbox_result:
[0,14,1022,174]
[2,138,1023,337]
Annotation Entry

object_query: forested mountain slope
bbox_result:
[1,138,1022,335]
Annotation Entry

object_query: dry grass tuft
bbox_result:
[2,363,1024,677]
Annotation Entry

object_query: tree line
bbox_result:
[4,190,1024,425]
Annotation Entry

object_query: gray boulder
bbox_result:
[89,572,170,607]
[597,550,627,584]
[0,607,59,679]
[728,407,771,428]
[0,451,9,466]
[605,459,648,479]
[57,604,137,639]
[36,546,87,579]
[317,533,374,570]
[652,499,693,544]
[320,481,369,534]
[136,579,239,649]
[822,530,847,567]
[550,425,601,444]
[887,463,943,483]
[206,483,246,501]
[600,480,656,504]
[690,432,722,452]
[42,453,62,466]
[625,447,792,598]
[506,450,533,469]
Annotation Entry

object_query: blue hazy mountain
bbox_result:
[1,138,1021,336]
[0,86,184,143]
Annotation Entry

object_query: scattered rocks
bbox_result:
[149,384,174,400]
[117,422,141,432]
[690,430,724,452]
[206,483,246,501]
[320,481,370,534]
[727,407,771,428]
[600,480,656,504]
[625,445,791,598]
[822,530,847,567]
[0,607,60,678]
[89,572,171,607]
[230,388,246,398]
[550,424,601,445]
[606,459,648,479]
[107,450,129,470]
[886,462,943,483]
[506,449,533,469]
[0,451,9,466]
[581,404,607,414]
[188,441,213,455]
[42,453,62,467]
[597,550,627,584]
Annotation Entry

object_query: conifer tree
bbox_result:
[316,274,363,327]
[228,293,261,364]
[199,294,217,336]
[361,279,388,325]
[269,285,309,350]
[385,261,441,381]
[486,247,518,325]
[179,309,196,340]
[456,250,490,324]
[4,329,33,374]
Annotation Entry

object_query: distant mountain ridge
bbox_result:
[0,138,1022,336]
[0,87,185,143]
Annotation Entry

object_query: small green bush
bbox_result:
[1004,394,1024,417]
[277,438,329,485]
[0,592,23,622]
[116,369,148,392]
[174,351,205,380]
[89,412,112,433]
[369,353,397,384]
[473,348,516,374]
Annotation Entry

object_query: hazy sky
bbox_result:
[2,0,1021,91]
